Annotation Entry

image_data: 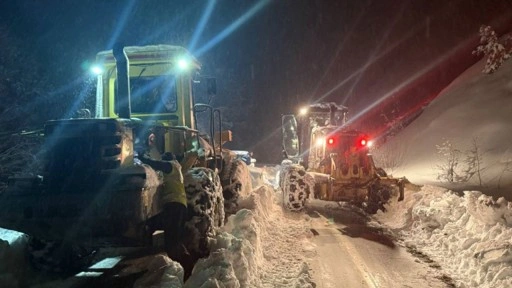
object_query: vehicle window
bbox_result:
[122,75,178,114]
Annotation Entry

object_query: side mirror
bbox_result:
[281,114,299,159]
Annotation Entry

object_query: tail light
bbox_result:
[327,137,335,146]
[356,136,369,148]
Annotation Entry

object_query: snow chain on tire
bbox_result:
[184,167,224,256]
[221,159,252,216]
[280,164,312,211]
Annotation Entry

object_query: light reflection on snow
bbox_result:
[0,228,25,245]
[75,256,124,277]
[75,271,104,277]
[89,256,124,269]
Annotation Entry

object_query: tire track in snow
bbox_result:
[257,190,315,288]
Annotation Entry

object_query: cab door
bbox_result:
[281,115,300,159]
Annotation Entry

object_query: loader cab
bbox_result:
[94,45,201,129]
[93,45,211,157]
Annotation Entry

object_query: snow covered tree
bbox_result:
[371,140,406,177]
[472,25,512,74]
[435,140,460,183]
[435,138,487,185]
[462,138,485,186]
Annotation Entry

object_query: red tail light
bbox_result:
[356,136,369,148]
[327,137,335,145]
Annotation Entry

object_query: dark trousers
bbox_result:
[147,202,187,259]
[162,202,187,259]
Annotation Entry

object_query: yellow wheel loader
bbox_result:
[0,44,251,273]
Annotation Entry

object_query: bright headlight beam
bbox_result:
[313,3,430,104]
[345,2,407,99]
[195,0,271,56]
[189,0,216,51]
[345,39,469,127]
[106,0,137,49]
[309,5,367,101]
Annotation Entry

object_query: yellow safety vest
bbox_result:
[161,160,187,207]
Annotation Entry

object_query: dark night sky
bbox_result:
[1,0,511,162]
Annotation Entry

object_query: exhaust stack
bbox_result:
[329,103,336,126]
[113,43,131,119]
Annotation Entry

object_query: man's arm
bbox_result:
[139,154,173,174]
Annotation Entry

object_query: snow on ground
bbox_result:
[184,166,314,287]
[2,167,512,288]
[0,229,28,287]
[374,185,512,288]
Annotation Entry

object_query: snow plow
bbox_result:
[279,102,405,213]
[0,44,251,272]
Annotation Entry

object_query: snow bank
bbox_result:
[375,185,512,288]
[126,254,185,288]
[185,184,314,287]
[0,228,28,287]
[249,165,280,189]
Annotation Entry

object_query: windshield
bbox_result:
[116,74,178,114]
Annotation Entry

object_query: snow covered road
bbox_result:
[304,201,451,287]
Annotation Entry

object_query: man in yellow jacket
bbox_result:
[137,132,188,262]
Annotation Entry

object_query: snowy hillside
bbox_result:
[373,58,512,199]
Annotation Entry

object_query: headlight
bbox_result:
[177,58,190,71]
[90,65,103,75]
[299,107,308,116]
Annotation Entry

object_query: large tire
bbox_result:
[183,167,224,257]
[280,164,311,211]
[221,159,252,216]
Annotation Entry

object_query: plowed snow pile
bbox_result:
[374,185,512,288]
[120,165,314,288]
[0,229,27,286]
[184,183,314,287]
